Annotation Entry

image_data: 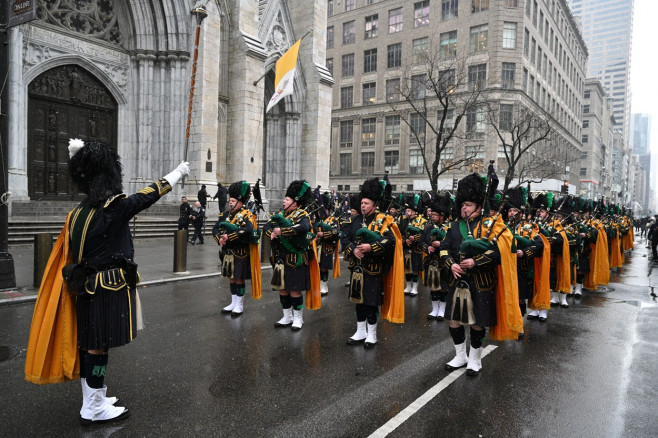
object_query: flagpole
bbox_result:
[252,28,313,86]
[182,5,208,187]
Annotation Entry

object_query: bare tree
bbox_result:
[388,39,491,192]
[487,102,562,191]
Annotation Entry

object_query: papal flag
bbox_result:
[266,39,301,113]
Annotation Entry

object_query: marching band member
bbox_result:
[421,192,452,320]
[403,194,427,296]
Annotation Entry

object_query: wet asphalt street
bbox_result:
[1,238,657,437]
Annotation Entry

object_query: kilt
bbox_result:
[444,279,496,327]
[77,284,137,350]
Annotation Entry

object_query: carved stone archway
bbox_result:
[27,65,118,200]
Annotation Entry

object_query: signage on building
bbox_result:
[7,0,37,28]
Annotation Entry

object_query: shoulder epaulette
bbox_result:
[104,194,127,208]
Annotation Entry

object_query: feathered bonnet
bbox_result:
[68,139,123,207]
[405,193,424,213]
[454,173,485,209]
[505,186,525,210]
[359,177,387,210]
[228,180,251,204]
[430,191,453,217]
[349,194,360,211]
[285,180,313,207]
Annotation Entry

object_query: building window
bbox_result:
[522,68,528,91]
[442,0,459,20]
[339,120,354,148]
[409,112,426,143]
[537,47,542,71]
[466,145,484,159]
[362,82,376,106]
[341,53,354,77]
[366,0,380,4]
[409,149,424,174]
[385,150,400,174]
[328,0,334,17]
[411,74,427,99]
[412,37,429,63]
[505,0,518,6]
[385,115,400,145]
[583,120,589,129]
[472,0,489,13]
[499,104,513,131]
[532,0,538,27]
[468,63,487,91]
[580,168,587,177]
[364,49,377,73]
[345,0,355,12]
[343,21,355,45]
[530,37,536,63]
[340,153,352,176]
[440,31,457,59]
[365,14,379,39]
[327,26,334,49]
[466,105,486,134]
[326,58,333,75]
[389,8,403,33]
[524,28,530,57]
[414,1,430,27]
[502,62,515,89]
[584,90,590,99]
[340,86,353,109]
[469,24,488,53]
[583,104,589,114]
[361,152,375,175]
[386,79,400,102]
[442,145,454,159]
[498,144,508,158]
[387,43,402,68]
[582,135,588,143]
[438,108,455,133]
[502,22,516,49]
[361,118,376,147]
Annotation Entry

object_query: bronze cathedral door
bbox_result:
[27,65,118,200]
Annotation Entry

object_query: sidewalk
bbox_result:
[0,236,230,306]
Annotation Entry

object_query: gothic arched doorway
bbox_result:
[27,64,118,200]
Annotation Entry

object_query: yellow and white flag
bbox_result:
[266,39,301,113]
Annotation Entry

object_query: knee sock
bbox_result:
[449,325,466,345]
[236,284,245,297]
[355,304,367,322]
[470,326,486,349]
[79,349,86,378]
[83,352,108,389]
[291,295,303,310]
[519,299,527,316]
[365,306,378,325]
[280,294,292,309]
[229,283,237,296]
[320,271,329,282]
[438,291,448,302]
[412,274,419,283]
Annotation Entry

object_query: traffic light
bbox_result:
[452,178,458,190]
[561,181,569,194]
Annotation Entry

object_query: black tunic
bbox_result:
[340,211,397,308]
[74,178,172,350]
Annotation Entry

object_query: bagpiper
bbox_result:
[315,191,341,296]
[403,194,427,296]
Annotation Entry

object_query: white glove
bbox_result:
[164,162,190,186]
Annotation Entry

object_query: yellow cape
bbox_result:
[332,241,341,279]
[247,213,262,300]
[306,240,322,310]
[596,223,610,286]
[25,213,80,384]
[610,227,623,268]
[530,233,551,310]
[485,216,523,341]
[381,219,405,323]
[554,227,571,294]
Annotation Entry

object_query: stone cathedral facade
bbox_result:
[6,0,333,215]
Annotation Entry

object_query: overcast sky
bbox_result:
[630,0,655,146]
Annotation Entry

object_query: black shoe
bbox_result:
[189,240,195,245]
[274,321,292,328]
[465,368,480,377]
[364,341,377,349]
[560,303,569,308]
[517,332,525,340]
[427,314,436,320]
[346,337,365,345]
[80,408,130,426]
[527,314,538,320]
[538,316,547,322]
[445,362,467,372]
[550,302,558,307]
[198,241,204,245]
[344,282,350,287]
[436,315,445,321]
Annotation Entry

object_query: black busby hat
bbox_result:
[405,193,423,213]
[531,192,549,211]
[505,186,524,210]
[360,177,386,204]
[285,180,312,207]
[455,173,485,209]
[349,194,360,211]
[430,191,453,216]
[489,190,503,212]
[68,139,123,208]
[555,195,573,216]
[321,192,334,213]
[228,180,251,203]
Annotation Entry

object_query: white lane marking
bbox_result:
[368,344,498,438]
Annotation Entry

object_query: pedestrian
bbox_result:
[197,184,208,210]
[178,196,191,230]
[262,180,321,331]
[212,181,262,316]
[24,139,189,425]
[421,191,452,321]
[440,173,521,376]
[340,177,405,348]
[213,182,228,213]
[189,201,206,244]
[402,194,427,296]
[648,215,658,259]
